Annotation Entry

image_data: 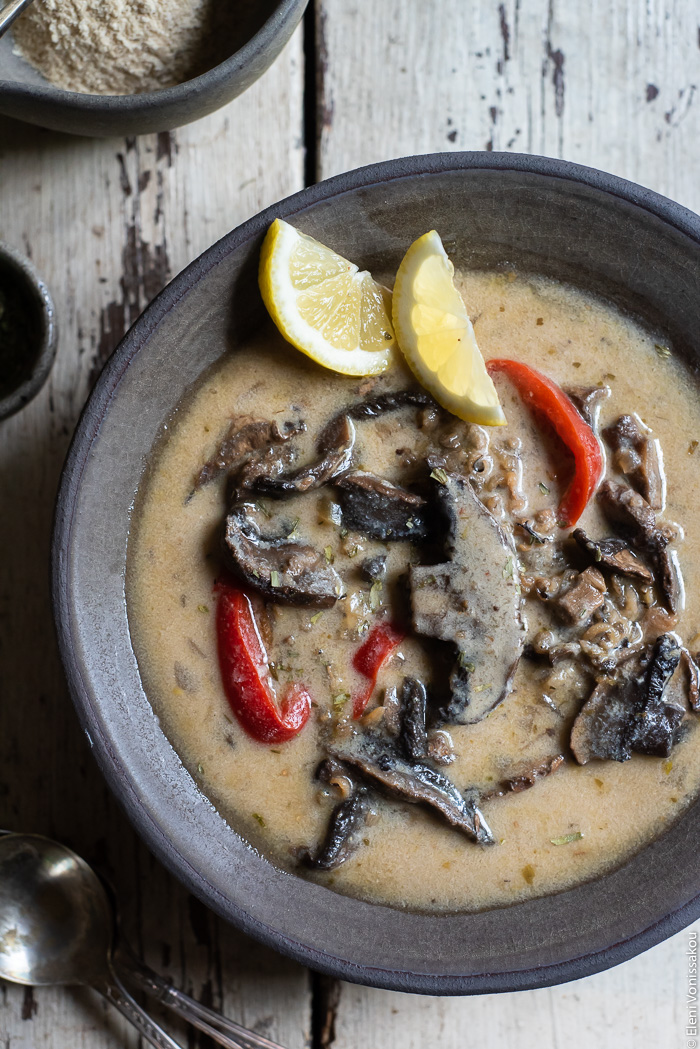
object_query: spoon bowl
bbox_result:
[0,833,112,987]
[0,832,289,1049]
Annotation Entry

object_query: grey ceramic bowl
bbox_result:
[0,0,308,137]
[53,152,700,994]
[0,241,57,420]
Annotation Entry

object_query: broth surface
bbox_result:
[127,271,700,912]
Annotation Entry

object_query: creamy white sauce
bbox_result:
[126,272,700,912]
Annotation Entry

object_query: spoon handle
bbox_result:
[0,0,35,39]
[96,964,186,1049]
[115,948,288,1049]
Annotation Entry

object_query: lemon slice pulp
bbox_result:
[259,218,395,376]
[392,230,506,425]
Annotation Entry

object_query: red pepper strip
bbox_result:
[486,359,604,527]
[352,622,405,719]
[215,581,311,744]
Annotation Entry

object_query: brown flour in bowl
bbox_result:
[13,0,249,95]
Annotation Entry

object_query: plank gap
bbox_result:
[303,0,319,186]
[310,971,341,1049]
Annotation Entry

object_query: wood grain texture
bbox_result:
[328,932,689,1049]
[316,0,700,213]
[2,2,700,1047]
[0,28,309,1049]
[314,1,700,1046]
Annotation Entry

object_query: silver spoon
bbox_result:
[0,833,289,1049]
[0,0,35,40]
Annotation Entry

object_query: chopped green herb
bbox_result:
[287,517,300,538]
[197,763,204,775]
[369,579,383,611]
[458,652,476,672]
[270,570,280,587]
[594,548,602,561]
[324,545,334,564]
[252,813,266,828]
[255,500,272,518]
[340,526,348,539]
[252,569,260,578]
[347,544,360,558]
[502,556,514,579]
[473,683,492,693]
[197,604,209,614]
[430,467,449,485]
[521,864,535,885]
[654,343,672,360]
[538,481,550,495]
[405,518,414,529]
[332,692,350,710]
[310,611,324,625]
[550,831,583,846]
[270,749,281,754]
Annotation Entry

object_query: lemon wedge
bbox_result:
[259,218,395,376]
[392,230,506,425]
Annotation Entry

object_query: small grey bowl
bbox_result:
[0,0,309,137]
[0,241,57,421]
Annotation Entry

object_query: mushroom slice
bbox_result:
[305,789,372,871]
[241,415,356,497]
[409,470,525,724]
[398,677,428,761]
[571,633,685,763]
[553,567,606,625]
[482,754,565,800]
[340,388,435,424]
[682,648,700,711]
[597,481,682,613]
[570,679,636,764]
[565,384,610,429]
[223,503,341,607]
[194,417,303,491]
[331,735,493,845]
[337,471,428,540]
[572,528,653,583]
[597,480,661,552]
[602,414,666,511]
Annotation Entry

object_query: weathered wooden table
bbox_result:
[1,3,699,1046]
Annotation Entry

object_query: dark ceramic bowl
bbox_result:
[53,152,700,994]
[0,241,57,420]
[0,0,308,137]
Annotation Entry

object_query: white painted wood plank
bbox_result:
[316,1,700,1046]
[0,27,309,1049]
[331,930,693,1049]
[317,0,700,214]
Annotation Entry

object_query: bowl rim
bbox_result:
[52,150,700,994]
[0,240,57,421]
[0,0,307,110]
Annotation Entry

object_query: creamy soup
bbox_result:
[127,271,700,912]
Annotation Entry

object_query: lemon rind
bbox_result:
[392,230,506,426]
[259,219,394,377]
